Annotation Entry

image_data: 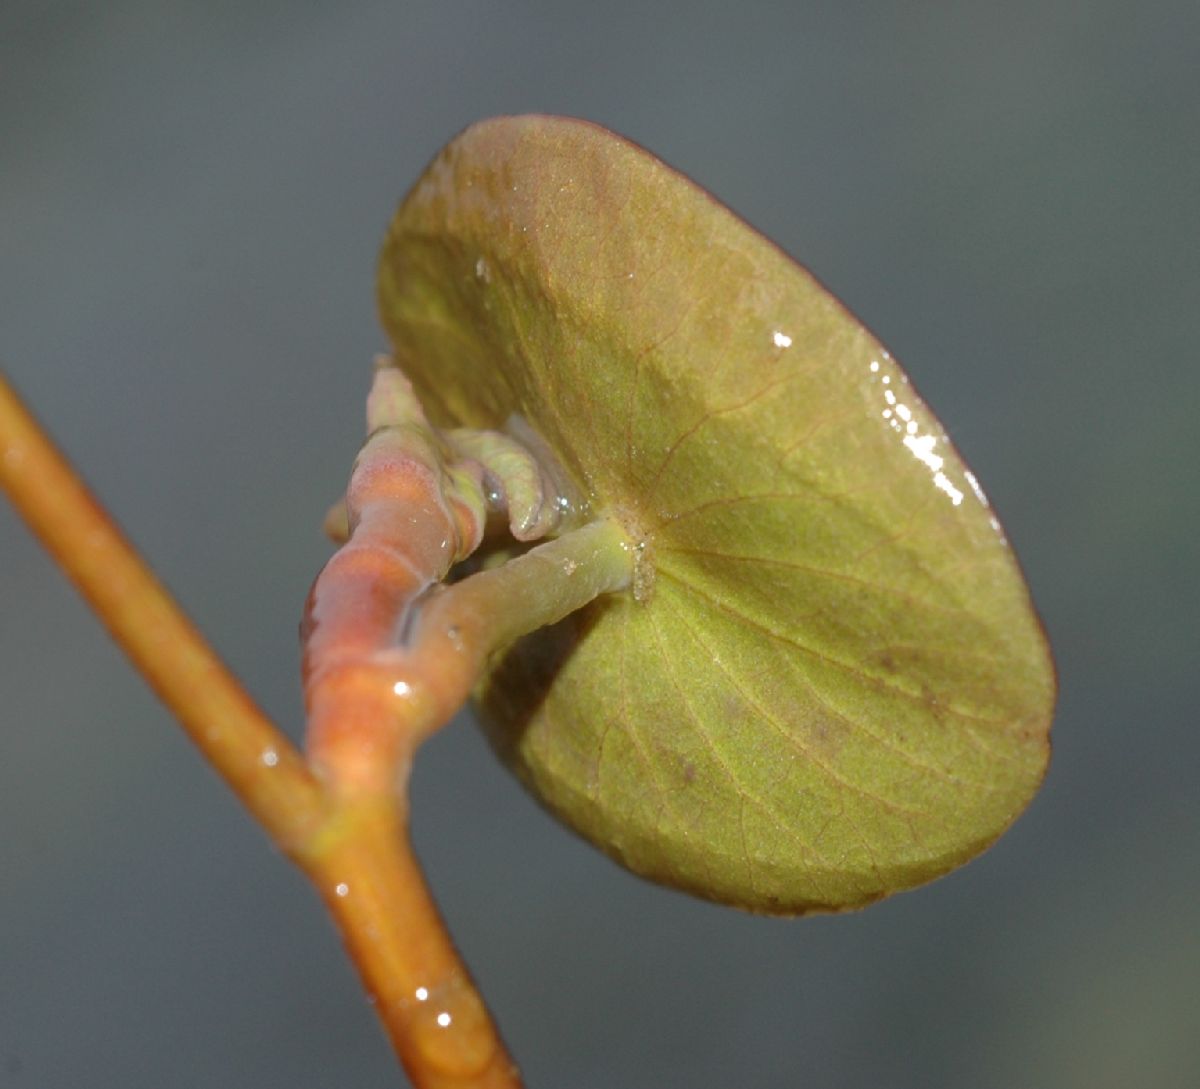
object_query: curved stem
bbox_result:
[402,519,633,726]
[0,373,324,847]
[435,519,633,649]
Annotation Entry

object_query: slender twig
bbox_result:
[296,795,521,1088]
[0,373,324,846]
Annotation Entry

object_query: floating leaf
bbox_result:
[378,116,1054,913]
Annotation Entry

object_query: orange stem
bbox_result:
[0,372,323,847]
[299,373,527,1085]
[296,797,519,1088]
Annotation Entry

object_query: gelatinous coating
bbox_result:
[302,362,490,791]
[303,358,610,795]
[378,115,1055,914]
[446,426,564,541]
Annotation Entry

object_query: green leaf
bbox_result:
[378,115,1055,914]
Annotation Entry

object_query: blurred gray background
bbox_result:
[2,2,1196,1087]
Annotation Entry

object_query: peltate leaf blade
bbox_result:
[378,115,1055,913]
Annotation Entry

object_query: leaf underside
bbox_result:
[378,115,1055,914]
